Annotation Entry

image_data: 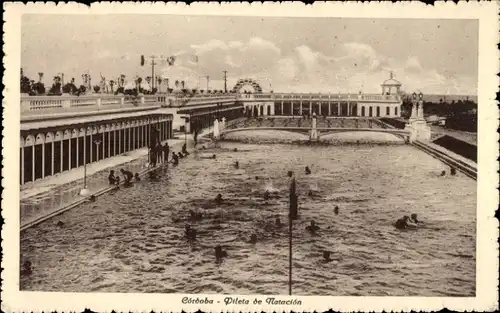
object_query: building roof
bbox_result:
[381,78,402,86]
[381,72,402,86]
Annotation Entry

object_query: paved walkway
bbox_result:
[20,128,212,229]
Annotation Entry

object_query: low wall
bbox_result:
[433,135,477,162]
[379,118,407,129]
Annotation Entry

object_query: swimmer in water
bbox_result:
[233,148,238,152]
[189,209,203,221]
[249,234,258,244]
[215,193,223,205]
[185,225,197,241]
[21,261,32,276]
[263,190,271,200]
[409,213,421,224]
[234,161,239,169]
[308,190,314,197]
[56,221,64,228]
[215,245,228,262]
[305,220,320,234]
[334,206,339,215]
[255,176,259,181]
[323,251,332,263]
[275,217,283,228]
[395,216,410,230]
[305,166,311,175]
[440,170,446,176]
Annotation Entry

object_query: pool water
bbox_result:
[20,141,476,296]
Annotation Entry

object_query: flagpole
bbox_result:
[288,172,297,296]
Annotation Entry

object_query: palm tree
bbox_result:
[120,74,126,87]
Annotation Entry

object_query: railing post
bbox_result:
[62,98,71,110]
[96,97,102,110]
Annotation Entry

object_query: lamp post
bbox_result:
[80,130,101,196]
[182,116,189,145]
[418,92,424,118]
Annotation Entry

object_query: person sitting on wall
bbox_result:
[171,152,179,165]
[178,152,184,159]
[108,170,117,185]
[115,176,121,186]
[134,173,141,182]
[121,168,134,185]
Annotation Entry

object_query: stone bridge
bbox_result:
[219,117,411,141]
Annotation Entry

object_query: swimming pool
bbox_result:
[20,141,476,296]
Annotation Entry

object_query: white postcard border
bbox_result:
[2,2,499,312]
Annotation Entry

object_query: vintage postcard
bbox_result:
[2,1,499,312]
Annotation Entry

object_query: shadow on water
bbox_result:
[20,134,476,296]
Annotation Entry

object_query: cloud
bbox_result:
[162,37,282,81]
[156,39,476,95]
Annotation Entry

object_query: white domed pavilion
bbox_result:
[381,72,402,95]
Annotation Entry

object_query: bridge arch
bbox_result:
[232,78,263,94]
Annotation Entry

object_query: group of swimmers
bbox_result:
[181,163,344,263]
[441,167,457,177]
[108,169,140,186]
[395,213,422,230]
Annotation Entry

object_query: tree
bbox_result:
[38,72,44,82]
[93,85,100,93]
[78,85,86,95]
[33,81,46,95]
[115,86,124,95]
[62,82,77,94]
[20,70,31,93]
[49,75,62,95]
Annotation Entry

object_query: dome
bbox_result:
[382,78,401,86]
[381,72,401,86]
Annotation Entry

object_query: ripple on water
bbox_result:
[21,142,476,296]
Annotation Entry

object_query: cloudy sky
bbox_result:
[21,15,478,95]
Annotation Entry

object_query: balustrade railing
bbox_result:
[20,91,401,118]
